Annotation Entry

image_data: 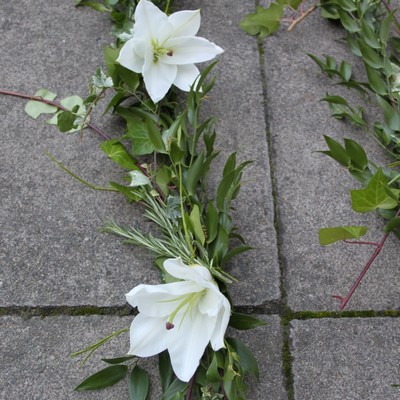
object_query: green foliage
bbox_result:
[351,169,399,212]
[240,4,284,38]
[229,312,267,330]
[75,365,128,391]
[319,226,368,245]
[129,366,149,400]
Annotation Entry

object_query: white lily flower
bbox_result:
[126,257,231,382]
[116,0,224,103]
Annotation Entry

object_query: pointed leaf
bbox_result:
[319,226,368,245]
[384,217,400,233]
[226,338,259,379]
[229,312,267,330]
[75,365,128,391]
[351,169,398,212]
[129,366,149,400]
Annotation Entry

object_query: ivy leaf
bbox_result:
[129,366,149,400]
[100,139,138,170]
[24,89,58,118]
[240,4,284,38]
[319,226,368,245]
[75,365,128,391]
[351,169,398,212]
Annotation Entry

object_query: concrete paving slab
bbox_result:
[290,318,400,400]
[262,7,400,310]
[1,0,280,307]
[0,315,285,399]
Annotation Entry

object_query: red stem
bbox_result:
[333,209,400,310]
[185,372,196,400]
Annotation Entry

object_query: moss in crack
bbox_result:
[0,305,134,319]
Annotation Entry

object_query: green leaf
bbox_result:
[376,95,400,131]
[344,138,368,170]
[339,61,352,81]
[239,4,284,38]
[361,18,381,49]
[129,366,149,400]
[229,312,267,330]
[319,226,368,245]
[146,118,166,153]
[338,9,360,33]
[322,135,351,166]
[100,139,137,170]
[380,13,393,45]
[125,121,156,156]
[384,217,400,233]
[24,89,58,118]
[162,378,187,400]
[109,182,142,202]
[358,40,384,69]
[101,355,136,364]
[116,64,140,93]
[57,105,79,132]
[186,152,205,195]
[226,338,259,379]
[206,352,221,383]
[189,204,206,246]
[221,245,253,265]
[75,365,128,391]
[206,202,219,243]
[159,351,174,393]
[365,65,387,95]
[75,0,111,12]
[351,169,398,212]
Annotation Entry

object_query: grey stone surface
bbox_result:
[291,318,400,400]
[180,0,280,306]
[1,0,280,307]
[0,315,285,399]
[262,8,400,310]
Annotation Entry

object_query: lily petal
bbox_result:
[117,38,144,73]
[134,0,167,41]
[168,10,201,37]
[126,281,204,317]
[128,313,169,357]
[164,257,212,284]
[209,295,231,350]
[167,309,217,381]
[143,49,177,103]
[161,36,224,65]
[173,64,200,92]
[198,286,222,317]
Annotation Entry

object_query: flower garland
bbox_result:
[2,0,266,398]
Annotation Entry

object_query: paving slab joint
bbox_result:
[0,305,134,319]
